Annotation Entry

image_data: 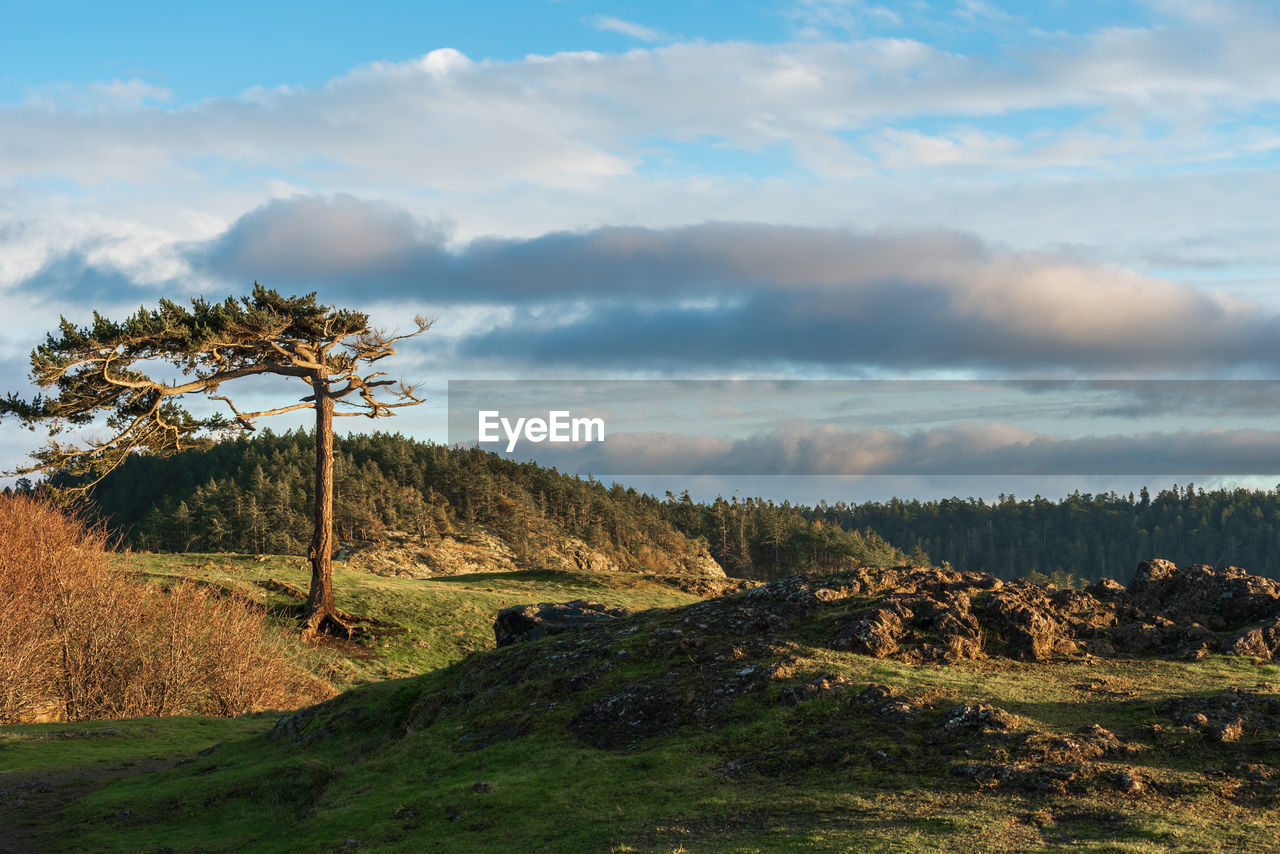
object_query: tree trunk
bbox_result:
[303,385,348,638]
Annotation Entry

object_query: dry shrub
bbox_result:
[144,582,332,717]
[0,494,332,723]
[0,493,97,721]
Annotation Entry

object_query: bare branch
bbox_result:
[212,395,315,429]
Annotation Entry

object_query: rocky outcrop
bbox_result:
[343,529,520,578]
[596,559,1280,664]
[448,558,1280,802]
[1126,558,1280,626]
[494,600,630,647]
[679,547,728,579]
[645,574,754,598]
[1157,688,1280,743]
[341,527,726,585]
[779,673,851,706]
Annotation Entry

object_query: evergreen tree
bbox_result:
[0,286,432,638]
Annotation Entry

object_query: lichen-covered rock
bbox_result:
[1113,622,1163,654]
[1227,626,1272,658]
[493,600,629,646]
[835,608,905,657]
[779,673,851,706]
[855,683,900,705]
[1126,560,1280,625]
[1157,689,1280,743]
[1073,724,1137,758]
[933,703,1021,736]
[697,560,1280,665]
[1087,577,1125,598]
[985,586,1066,659]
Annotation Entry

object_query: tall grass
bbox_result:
[0,494,331,723]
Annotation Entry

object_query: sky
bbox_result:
[4,0,1280,503]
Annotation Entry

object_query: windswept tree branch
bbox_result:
[1,284,436,639]
[0,284,433,490]
[211,395,315,429]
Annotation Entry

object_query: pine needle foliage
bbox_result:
[1,284,433,638]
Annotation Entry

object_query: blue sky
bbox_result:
[1,1,1157,103]
[4,0,1280,501]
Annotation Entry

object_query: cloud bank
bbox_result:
[173,194,1280,375]
[5,2,1280,189]
[502,421,1280,476]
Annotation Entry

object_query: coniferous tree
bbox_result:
[1,285,432,638]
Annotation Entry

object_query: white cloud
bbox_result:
[505,419,1280,476]
[3,2,1280,379]
[86,78,173,109]
[590,15,666,42]
[21,77,173,112]
[6,2,1280,489]
[1,2,1278,196]
[869,127,1023,167]
[8,200,1226,376]
[953,0,1018,25]
[786,0,904,38]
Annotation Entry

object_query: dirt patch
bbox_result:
[0,755,178,853]
[1156,688,1280,743]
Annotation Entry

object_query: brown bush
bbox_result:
[0,494,331,723]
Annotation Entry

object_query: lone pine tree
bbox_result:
[0,285,433,639]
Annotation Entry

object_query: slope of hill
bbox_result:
[74,430,725,577]
[117,552,714,686]
[71,430,1280,587]
[67,430,909,580]
[12,559,1280,852]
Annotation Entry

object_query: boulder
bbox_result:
[837,607,906,657]
[1127,560,1280,624]
[985,587,1064,659]
[494,599,629,646]
[779,673,850,706]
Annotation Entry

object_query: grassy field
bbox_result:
[5,556,1280,852]
[117,552,703,685]
[16,641,1280,852]
[2,553,704,851]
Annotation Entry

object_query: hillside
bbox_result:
[9,558,1280,852]
[66,430,908,580]
[111,552,727,687]
[70,430,724,577]
[61,431,1280,586]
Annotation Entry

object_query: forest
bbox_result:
[45,430,905,580]
[21,429,1280,584]
[821,485,1280,583]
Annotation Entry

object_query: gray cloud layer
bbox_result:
[14,193,1280,377]
[179,194,1280,375]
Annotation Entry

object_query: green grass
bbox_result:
[0,716,272,775]
[118,552,702,686]
[9,556,1280,852]
[0,715,276,851]
[27,638,1280,852]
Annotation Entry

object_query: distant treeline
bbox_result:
[661,490,911,579]
[29,432,1258,583]
[819,485,1280,583]
[47,430,906,579]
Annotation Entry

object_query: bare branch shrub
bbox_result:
[0,494,332,722]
